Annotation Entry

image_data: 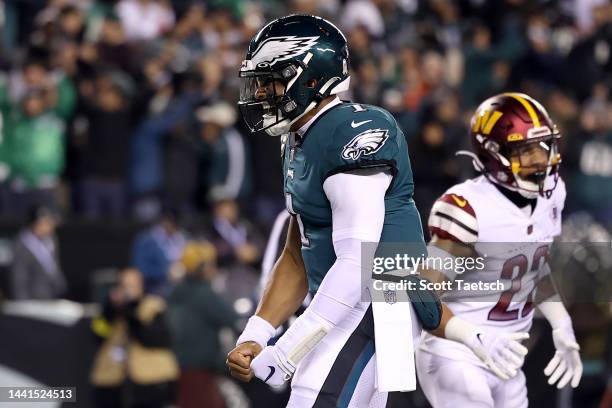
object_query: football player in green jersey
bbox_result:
[227,15,530,407]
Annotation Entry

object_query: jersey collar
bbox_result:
[492,182,536,214]
[296,97,342,137]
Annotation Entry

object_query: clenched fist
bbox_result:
[227,341,262,382]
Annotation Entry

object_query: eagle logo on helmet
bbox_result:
[341,128,389,160]
[251,36,319,66]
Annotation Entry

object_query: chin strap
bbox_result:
[266,67,350,137]
[455,150,548,199]
[282,75,348,133]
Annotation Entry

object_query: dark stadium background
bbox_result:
[0,0,610,407]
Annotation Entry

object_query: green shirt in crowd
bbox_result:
[7,111,65,189]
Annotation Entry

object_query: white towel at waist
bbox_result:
[369,270,423,392]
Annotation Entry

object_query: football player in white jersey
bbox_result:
[415,93,583,408]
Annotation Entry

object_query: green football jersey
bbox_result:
[282,101,426,294]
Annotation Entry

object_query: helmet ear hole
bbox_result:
[307,79,318,88]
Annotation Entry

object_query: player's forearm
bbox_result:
[436,307,485,345]
[236,217,307,348]
[251,249,362,379]
[533,275,573,328]
[256,248,309,328]
[536,295,573,330]
[428,303,454,338]
[420,239,475,337]
[236,248,308,348]
[418,253,455,337]
[533,274,559,304]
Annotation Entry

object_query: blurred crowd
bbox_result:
[0,0,611,407]
[1,0,611,226]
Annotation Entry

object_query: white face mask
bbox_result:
[514,175,540,199]
[514,147,557,199]
[263,100,318,137]
[263,114,291,136]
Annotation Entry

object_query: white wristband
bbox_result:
[537,298,572,330]
[236,315,276,348]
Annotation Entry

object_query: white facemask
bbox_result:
[263,114,292,136]
[263,100,318,137]
[514,175,540,199]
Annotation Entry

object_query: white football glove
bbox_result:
[467,330,529,381]
[444,316,528,381]
[251,345,294,387]
[544,324,582,389]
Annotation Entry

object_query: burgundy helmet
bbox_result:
[463,92,561,198]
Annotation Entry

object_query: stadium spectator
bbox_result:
[0,81,10,211]
[209,198,262,269]
[90,267,178,408]
[159,72,203,217]
[57,5,85,41]
[340,0,384,39]
[509,13,563,90]
[7,56,50,105]
[197,54,224,104]
[345,24,378,70]
[6,88,65,215]
[461,24,501,108]
[92,16,135,74]
[6,52,76,121]
[116,0,175,42]
[10,206,65,300]
[130,209,187,295]
[248,129,285,230]
[129,73,201,221]
[351,58,383,106]
[74,71,134,219]
[409,120,461,232]
[197,101,251,202]
[171,4,207,59]
[567,85,612,227]
[167,241,239,408]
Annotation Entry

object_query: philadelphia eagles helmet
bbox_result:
[238,14,350,136]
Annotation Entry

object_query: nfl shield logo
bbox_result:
[383,290,396,304]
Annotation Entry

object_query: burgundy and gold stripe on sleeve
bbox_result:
[428,194,478,244]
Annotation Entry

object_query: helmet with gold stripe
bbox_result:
[464,92,561,199]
